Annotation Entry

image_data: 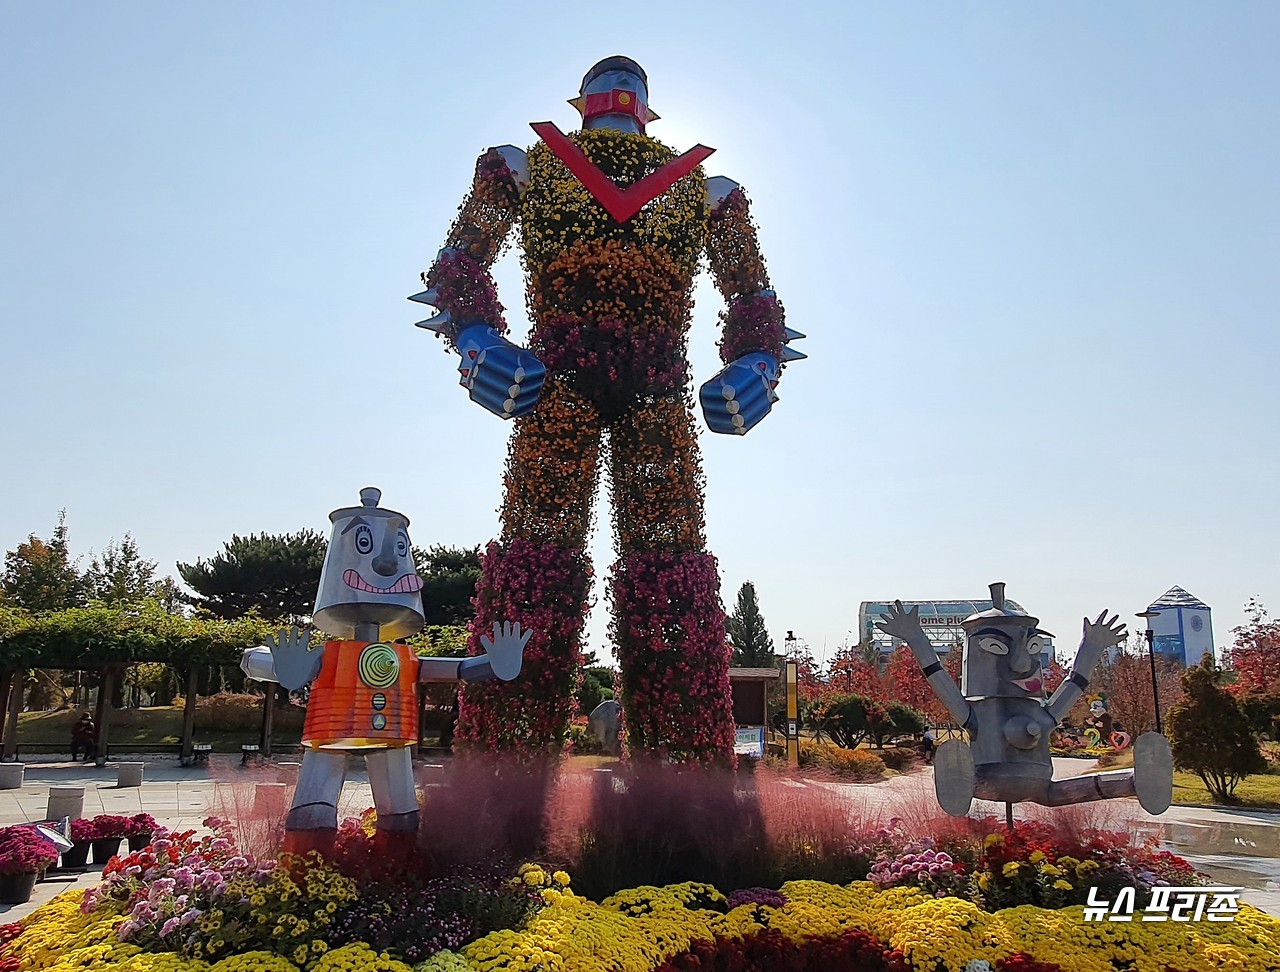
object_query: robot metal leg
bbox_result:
[283,748,347,857]
[365,745,419,833]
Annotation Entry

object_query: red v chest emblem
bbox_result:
[530,121,714,224]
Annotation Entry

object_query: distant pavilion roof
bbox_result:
[1148,586,1210,611]
[727,667,782,680]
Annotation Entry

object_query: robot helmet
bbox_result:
[570,55,660,134]
[313,487,425,641]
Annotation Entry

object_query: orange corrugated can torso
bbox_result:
[302,641,418,750]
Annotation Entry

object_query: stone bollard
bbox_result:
[47,785,85,821]
[0,763,22,789]
[116,763,145,787]
[275,762,301,784]
[253,782,288,816]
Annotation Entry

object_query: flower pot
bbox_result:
[127,834,153,852]
[0,872,37,904]
[61,841,91,869]
[91,837,122,865]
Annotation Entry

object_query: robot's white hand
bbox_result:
[479,621,531,681]
[265,626,321,691]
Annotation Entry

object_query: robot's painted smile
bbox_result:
[1010,676,1043,693]
[342,570,424,595]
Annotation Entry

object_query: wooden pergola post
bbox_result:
[260,686,275,758]
[94,667,116,767]
[0,672,19,762]
[180,666,198,765]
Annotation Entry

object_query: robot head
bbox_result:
[312,487,425,641]
[569,55,659,135]
[960,582,1054,699]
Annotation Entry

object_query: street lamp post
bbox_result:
[785,630,796,660]
[1137,610,1163,734]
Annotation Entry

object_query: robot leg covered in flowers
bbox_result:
[412,57,803,760]
[240,488,530,856]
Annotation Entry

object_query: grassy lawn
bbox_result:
[1087,746,1280,810]
[16,706,302,753]
[1171,770,1280,810]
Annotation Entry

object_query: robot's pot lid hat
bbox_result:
[313,487,425,642]
[962,582,1054,638]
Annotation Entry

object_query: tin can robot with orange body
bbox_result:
[241,487,529,854]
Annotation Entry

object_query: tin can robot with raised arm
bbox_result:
[877,582,1173,817]
[241,487,530,855]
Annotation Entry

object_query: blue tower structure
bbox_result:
[1145,586,1214,667]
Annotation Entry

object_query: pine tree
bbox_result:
[177,530,327,621]
[1167,655,1266,802]
[726,581,776,667]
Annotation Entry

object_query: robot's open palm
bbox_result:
[266,626,321,691]
[876,600,926,645]
[480,621,532,681]
[1078,611,1127,668]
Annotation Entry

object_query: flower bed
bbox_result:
[2,809,1279,971]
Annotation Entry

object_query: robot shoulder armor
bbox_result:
[705,175,741,213]
[487,145,530,195]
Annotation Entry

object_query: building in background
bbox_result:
[858,598,1056,661]
[1144,586,1214,666]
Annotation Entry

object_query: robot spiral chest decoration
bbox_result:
[408,56,805,761]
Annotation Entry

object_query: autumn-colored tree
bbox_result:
[1091,636,1185,735]
[1228,598,1280,695]
[1,511,85,612]
[885,649,934,716]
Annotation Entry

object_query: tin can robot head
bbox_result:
[960,582,1054,699]
[313,487,425,641]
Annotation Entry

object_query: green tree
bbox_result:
[1167,655,1267,802]
[575,650,616,716]
[726,581,776,667]
[85,534,157,606]
[1,511,85,611]
[808,693,871,749]
[178,530,327,621]
[413,545,482,626]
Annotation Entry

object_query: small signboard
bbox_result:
[734,726,765,757]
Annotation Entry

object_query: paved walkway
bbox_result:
[1,755,1276,922]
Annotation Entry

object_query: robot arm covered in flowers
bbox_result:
[409,146,546,419]
[699,177,806,435]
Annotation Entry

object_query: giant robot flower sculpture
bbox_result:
[412,56,803,761]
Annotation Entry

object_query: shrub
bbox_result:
[565,720,604,755]
[1168,657,1267,802]
[184,692,305,733]
[798,741,885,781]
[879,746,921,772]
[808,693,871,749]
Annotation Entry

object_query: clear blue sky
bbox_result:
[2,3,1276,667]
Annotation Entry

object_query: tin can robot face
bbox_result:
[312,487,425,641]
[960,583,1052,699]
